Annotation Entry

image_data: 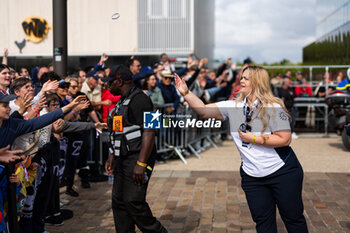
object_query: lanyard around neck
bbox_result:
[243,98,261,120]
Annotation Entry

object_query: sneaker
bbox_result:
[156,153,168,163]
[292,132,299,139]
[203,141,211,148]
[60,198,69,207]
[196,147,205,153]
[65,187,79,197]
[60,209,74,221]
[182,149,191,157]
[44,214,63,226]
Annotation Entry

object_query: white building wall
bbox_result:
[0,0,138,56]
[0,0,214,62]
[0,0,54,56]
[68,0,138,55]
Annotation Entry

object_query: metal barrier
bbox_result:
[293,97,328,135]
[234,65,350,98]
[255,65,349,135]
[154,104,226,164]
[88,104,230,165]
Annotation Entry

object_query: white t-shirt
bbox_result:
[10,100,39,155]
[10,101,51,155]
[215,99,291,177]
[9,95,40,115]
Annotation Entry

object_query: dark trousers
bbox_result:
[63,131,86,187]
[19,217,44,233]
[112,153,167,233]
[240,149,308,233]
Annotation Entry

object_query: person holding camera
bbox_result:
[174,66,308,233]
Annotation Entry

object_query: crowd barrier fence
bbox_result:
[89,95,335,166]
[90,104,229,165]
[91,64,350,165]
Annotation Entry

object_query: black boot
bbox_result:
[65,177,79,197]
[65,187,79,197]
[78,168,91,189]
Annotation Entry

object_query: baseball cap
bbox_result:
[86,70,100,80]
[102,65,133,83]
[141,66,152,73]
[160,70,173,78]
[296,71,302,75]
[58,80,70,88]
[0,92,17,102]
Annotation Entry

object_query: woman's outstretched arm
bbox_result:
[174,73,224,121]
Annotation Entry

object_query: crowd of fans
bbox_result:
[0,47,347,232]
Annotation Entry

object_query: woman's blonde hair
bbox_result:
[236,66,290,135]
[65,76,78,84]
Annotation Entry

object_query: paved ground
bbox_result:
[47,134,350,233]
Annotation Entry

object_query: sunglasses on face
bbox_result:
[59,85,70,89]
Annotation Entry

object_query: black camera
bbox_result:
[239,123,251,133]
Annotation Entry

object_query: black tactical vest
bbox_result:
[108,88,143,157]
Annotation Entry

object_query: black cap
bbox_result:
[58,80,70,88]
[102,65,133,83]
[0,92,17,102]
[86,70,100,80]
[243,57,252,65]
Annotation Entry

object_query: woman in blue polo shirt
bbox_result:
[174,66,308,233]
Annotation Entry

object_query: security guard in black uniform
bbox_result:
[103,65,168,233]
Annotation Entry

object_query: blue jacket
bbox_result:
[133,67,189,89]
[0,109,63,231]
[157,82,180,109]
[0,109,64,148]
[336,79,350,91]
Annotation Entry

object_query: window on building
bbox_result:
[147,0,186,19]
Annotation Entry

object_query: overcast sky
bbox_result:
[215,0,316,64]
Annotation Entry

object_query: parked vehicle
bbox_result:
[326,90,350,150]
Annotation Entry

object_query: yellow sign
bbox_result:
[22,17,51,43]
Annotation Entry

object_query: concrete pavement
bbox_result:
[47,134,350,233]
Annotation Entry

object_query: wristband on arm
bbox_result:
[252,135,256,144]
[33,107,40,116]
[137,160,152,171]
[181,90,189,97]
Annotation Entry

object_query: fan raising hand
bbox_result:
[174,73,189,97]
